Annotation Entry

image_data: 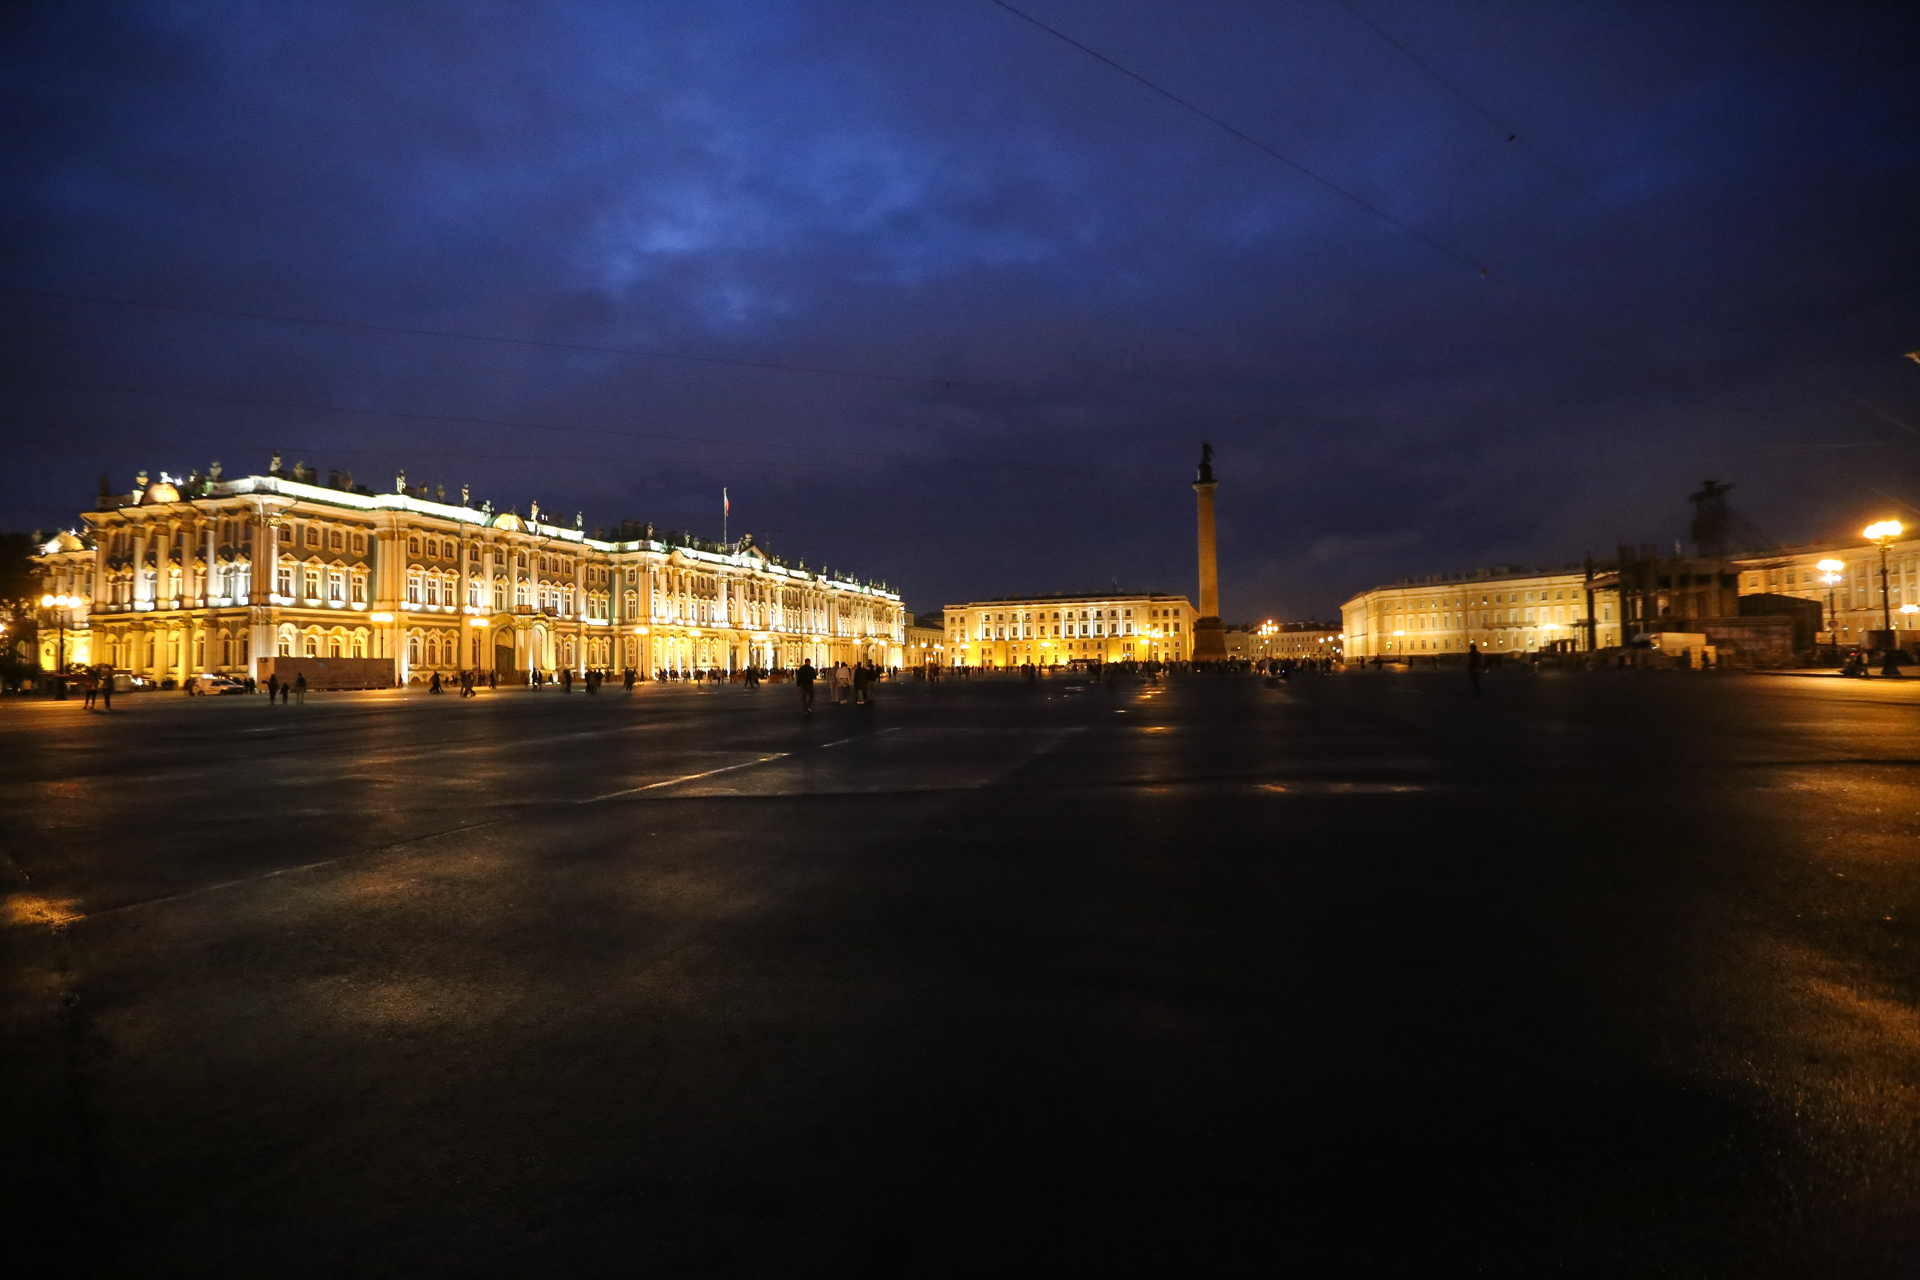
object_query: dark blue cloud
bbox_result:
[3,0,1917,618]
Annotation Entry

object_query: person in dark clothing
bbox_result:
[267,673,280,703]
[1468,642,1483,695]
[100,677,112,711]
[796,658,817,716]
[430,671,443,694]
[294,672,307,703]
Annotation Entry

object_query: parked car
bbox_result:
[197,674,247,695]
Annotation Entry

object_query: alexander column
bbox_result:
[1191,443,1228,662]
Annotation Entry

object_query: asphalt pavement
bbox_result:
[3,665,1917,1276]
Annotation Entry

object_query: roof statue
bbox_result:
[1196,442,1215,484]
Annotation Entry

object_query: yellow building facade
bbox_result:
[1734,538,1920,644]
[1340,534,1920,660]
[945,593,1194,667]
[32,465,904,685]
[1227,621,1343,663]
[1342,568,1609,660]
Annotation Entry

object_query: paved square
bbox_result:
[5,669,1918,1273]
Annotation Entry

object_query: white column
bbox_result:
[202,520,216,606]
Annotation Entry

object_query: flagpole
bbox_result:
[722,487,729,549]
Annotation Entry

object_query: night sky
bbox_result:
[4,1,1917,620]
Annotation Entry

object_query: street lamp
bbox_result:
[39,592,82,673]
[1816,558,1844,654]
[1863,521,1904,674]
[1864,521,1903,633]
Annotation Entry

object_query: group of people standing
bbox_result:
[792,659,883,716]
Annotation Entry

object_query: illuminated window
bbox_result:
[303,635,317,657]
[304,568,320,599]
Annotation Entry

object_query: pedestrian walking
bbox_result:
[796,658,817,716]
[833,660,853,704]
[267,673,280,703]
[100,675,112,711]
[294,672,307,704]
[82,673,97,710]
[1468,642,1482,695]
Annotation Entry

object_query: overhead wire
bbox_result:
[1327,0,1614,217]
[981,0,1484,274]
[983,0,1920,476]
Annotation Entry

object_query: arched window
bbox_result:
[328,635,342,658]
[408,536,421,555]
[303,634,317,657]
[351,633,365,658]
[408,635,420,664]
[329,529,343,551]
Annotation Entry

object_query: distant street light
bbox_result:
[1864,521,1904,635]
[39,592,83,674]
[1863,521,1905,674]
[1817,558,1845,647]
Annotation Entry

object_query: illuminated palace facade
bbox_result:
[1340,533,1920,659]
[1342,566,1607,660]
[31,465,904,683]
[945,593,1195,667]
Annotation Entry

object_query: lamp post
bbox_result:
[1816,558,1844,660]
[39,593,81,673]
[39,592,83,697]
[1863,520,1904,674]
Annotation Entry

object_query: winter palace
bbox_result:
[31,461,905,684]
